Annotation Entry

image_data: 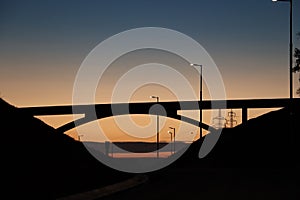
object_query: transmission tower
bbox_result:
[225,109,237,128]
[212,109,226,129]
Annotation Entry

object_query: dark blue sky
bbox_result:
[0,0,300,106]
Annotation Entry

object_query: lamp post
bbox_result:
[150,95,160,158]
[169,127,176,153]
[190,132,194,143]
[168,130,173,154]
[272,0,294,154]
[272,0,293,100]
[190,63,203,139]
[78,134,83,141]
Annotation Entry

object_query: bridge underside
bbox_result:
[56,114,215,133]
[20,98,299,133]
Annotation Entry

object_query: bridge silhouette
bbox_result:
[20,98,299,133]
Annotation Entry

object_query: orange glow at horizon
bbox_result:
[34,107,281,143]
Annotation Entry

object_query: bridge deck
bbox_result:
[19,98,299,132]
[20,98,298,116]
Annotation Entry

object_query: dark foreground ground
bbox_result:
[101,103,300,200]
[102,167,299,200]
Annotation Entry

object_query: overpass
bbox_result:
[19,98,299,133]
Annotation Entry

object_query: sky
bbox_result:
[0,0,300,142]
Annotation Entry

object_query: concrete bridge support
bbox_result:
[242,107,248,125]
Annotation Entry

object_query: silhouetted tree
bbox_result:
[293,48,300,73]
[294,32,300,95]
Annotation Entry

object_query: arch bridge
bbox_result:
[19,98,298,133]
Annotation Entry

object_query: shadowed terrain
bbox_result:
[1,98,131,199]
[177,104,300,168]
[102,104,300,200]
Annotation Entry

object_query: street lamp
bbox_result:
[272,0,293,100]
[169,127,175,153]
[272,0,294,154]
[78,134,84,141]
[150,95,160,158]
[190,63,203,139]
[168,130,173,154]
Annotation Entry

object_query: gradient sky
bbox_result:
[1,0,300,142]
[1,0,300,106]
